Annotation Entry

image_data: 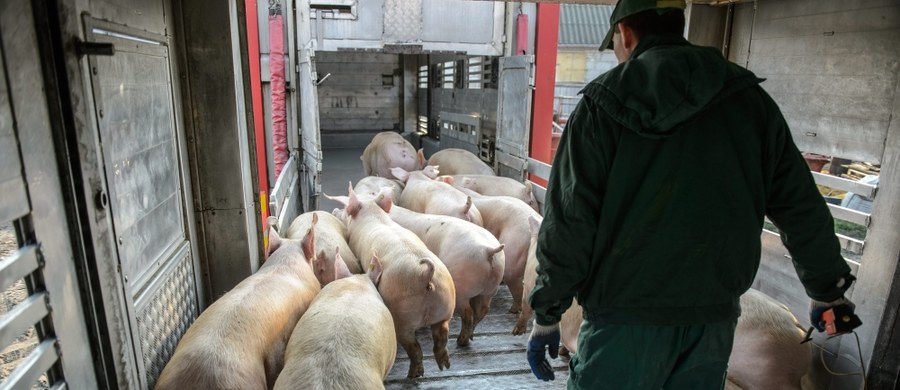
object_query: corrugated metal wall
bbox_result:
[316,52,403,148]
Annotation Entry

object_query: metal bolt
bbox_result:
[124,274,129,282]
[92,67,98,75]
[99,109,104,118]
[118,237,123,246]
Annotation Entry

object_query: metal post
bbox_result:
[529,3,559,186]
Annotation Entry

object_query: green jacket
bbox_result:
[530,35,853,326]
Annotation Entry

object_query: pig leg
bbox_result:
[472,293,493,326]
[512,303,532,335]
[264,340,287,388]
[457,301,475,347]
[398,330,425,378]
[431,320,452,371]
[507,272,525,314]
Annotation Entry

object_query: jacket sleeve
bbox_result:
[762,91,854,302]
[529,98,611,325]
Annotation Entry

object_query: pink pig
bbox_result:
[360,132,425,178]
[388,205,505,346]
[391,166,483,226]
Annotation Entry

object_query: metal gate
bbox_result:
[0,1,97,388]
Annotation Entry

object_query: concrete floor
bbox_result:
[318,147,367,213]
[317,147,569,389]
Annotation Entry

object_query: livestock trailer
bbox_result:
[0,0,899,389]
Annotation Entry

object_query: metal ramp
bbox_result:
[385,285,570,389]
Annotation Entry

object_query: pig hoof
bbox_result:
[457,337,471,347]
[512,324,525,335]
[435,350,451,370]
[407,364,424,379]
[508,306,521,314]
[559,345,571,358]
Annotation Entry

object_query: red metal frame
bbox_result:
[529,3,560,186]
[245,0,270,246]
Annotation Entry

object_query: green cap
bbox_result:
[600,0,687,51]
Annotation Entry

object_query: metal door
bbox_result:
[296,0,324,211]
[81,14,199,390]
[495,55,535,179]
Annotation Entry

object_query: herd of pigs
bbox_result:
[155,132,817,389]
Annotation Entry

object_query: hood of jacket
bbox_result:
[581,34,763,138]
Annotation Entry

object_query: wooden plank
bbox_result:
[319,118,400,128]
[0,339,58,390]
[270,154,297,220]
[315,62,398,75]
[776,109,888,164]
[0,245,38,292]
[0,292,48,350]
[318,108,401,119]
[748,29,899,58]
[812,171,877,198]
[827,203,871,227]
[319,87,404,98]
[526,158,552,181]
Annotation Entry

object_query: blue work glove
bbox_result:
[526,320,560,381]
[810,296,855,332]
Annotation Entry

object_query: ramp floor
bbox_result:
[318,147,571,388]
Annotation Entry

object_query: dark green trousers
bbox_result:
[567,319,737,390]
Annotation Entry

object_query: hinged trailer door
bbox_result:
[495,55,535,179]
[296,1,324,211]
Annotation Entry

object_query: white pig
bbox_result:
[273,254,397,390]
[726,288,811,389]
[361,131,425,178]
[391,166,483,227]
[336,185,456,379]
[454,188,540,314]
[427,148,495,176]
[155,224,321,390]
[354,176,404,202]
[286,211,362,278]
[388,205,505,346]
[443,174,540,214]
[512,215,583,357]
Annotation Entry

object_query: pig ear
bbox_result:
[375,187,393,213]
[390,167,410,182]
[267,226,282,257]
[439,175,454,185]
[528,215,542,237]
[267,216,280,232]
[301,227,316,264]
[368,252,383,286]
[417,148,426,169]
[314,250,328,282]
[334,251,352,281]
[324,193,350,207]
[423,165,439,179]
[346,185,362,218]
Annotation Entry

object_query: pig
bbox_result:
[334,185,456,379]
[155,222,321,390]
[273,254,397,390]
[726,288,812,390]
[427,148,495,176]
[512,215,582,357]
[388,205,506,346]
[285,211,362,278]
[443,174,540,214]
[361,131,425,178]
[354,176,404,202]
[453,187,540,314]
[391,166,483,227]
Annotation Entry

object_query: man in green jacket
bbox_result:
[525,0,856,388]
